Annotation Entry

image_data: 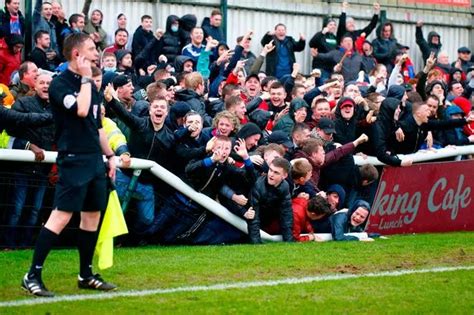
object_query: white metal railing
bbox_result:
[2,146,474,241]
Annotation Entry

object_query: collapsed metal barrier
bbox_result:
[1,146,473,241]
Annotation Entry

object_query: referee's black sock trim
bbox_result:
[28,227,59,280]
[78,229,99,279]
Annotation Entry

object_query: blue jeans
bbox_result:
[7,172,48,246]
[150,193,245,245]
[8,173,48,226]
[115,170,155,233]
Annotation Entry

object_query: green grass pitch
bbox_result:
[0,232,473,314]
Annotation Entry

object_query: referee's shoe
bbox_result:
[78,274,117,291]
[22,273,55,297]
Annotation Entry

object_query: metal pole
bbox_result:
[220,0,227,43]
[24,0,33,57]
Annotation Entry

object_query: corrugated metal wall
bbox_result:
[55,0,471,73]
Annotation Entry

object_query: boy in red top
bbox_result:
[292,195,332,242]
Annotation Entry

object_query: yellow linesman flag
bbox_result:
[95,190,128,270]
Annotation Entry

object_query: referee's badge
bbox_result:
[63,94,76,109]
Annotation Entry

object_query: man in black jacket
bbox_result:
[6,73,55,247]
[131,15,154,59]
[336,1,380,43]
[415,20,442,64]
[394,101,474,155]
[146,135,254,244]
[248,157,294,244]
[175,72,212,126]
[105,87,175,233]
[261,23,305,79]
[29,30,56,71]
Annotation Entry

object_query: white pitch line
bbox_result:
[1,265,473,308]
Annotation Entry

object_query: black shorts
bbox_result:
[54,153,107,212]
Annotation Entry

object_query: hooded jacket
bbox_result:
[0,34,22,85]
[134,15,182,71]
[161,15,182,63]
[174,55,194,73]
[372,97,403,166]
[416,26,442,64]
[333,97,358,145]
[439,105,470,146]
[178,14,197,46]
[330,199,370,241]
[273,98,309,136]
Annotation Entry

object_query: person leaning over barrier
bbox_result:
[247,157,294,244]
[22,33,117,297]
[146,135,255,245]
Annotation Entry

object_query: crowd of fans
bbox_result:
[0,0,473,247]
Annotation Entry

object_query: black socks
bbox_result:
[28,227,59,280]
[77,229,99,279]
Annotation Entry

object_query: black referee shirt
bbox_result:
[49,69,102,154]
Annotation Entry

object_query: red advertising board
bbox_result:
[403,0,471,7]
[366,160,474,235]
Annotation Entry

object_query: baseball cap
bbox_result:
[267,130,294,148]
[112,75,131,89]
[457,47,471,54]
[339,97,355,110]
[317,118,336,134]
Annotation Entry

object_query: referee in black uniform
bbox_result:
[22,33,117,297]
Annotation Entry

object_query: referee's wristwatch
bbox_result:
[81,77,94,85]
